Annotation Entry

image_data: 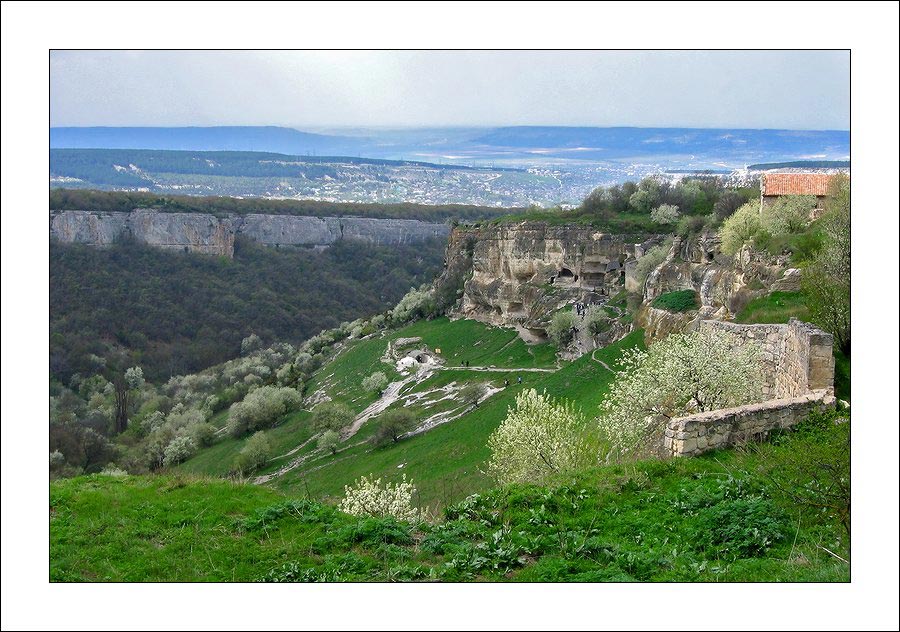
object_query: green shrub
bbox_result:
[719,201,762,255]
[373,409,417,447]
[232,431,271,475]
[651,290,698,313]
[692,497,787,558]
[547,310,576,348]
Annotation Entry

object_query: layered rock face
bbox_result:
[51,210,234,256]
[440,222,663,334]
[636,231,798,342]
[50,210,450,256]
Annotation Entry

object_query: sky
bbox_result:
[50,50,849,130]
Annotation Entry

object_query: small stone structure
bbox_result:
[663,318,836,457]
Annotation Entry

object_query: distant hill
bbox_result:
[50,125,851,164]
[50,126,362,155]
[747,160,851,170]
[472,126,850,161]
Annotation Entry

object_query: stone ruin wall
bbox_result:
[664,318,836,458]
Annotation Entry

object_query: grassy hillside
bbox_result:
[51,408,849,582]
[175,317,638,510]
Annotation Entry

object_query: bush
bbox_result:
[762,195,815,236]
[162,435,197,467]
[373,409,417,447]
[232,431,271,475]
[390,285,436,325]
[650,204,680,224]
[676,214,707,239]
[487,389,596,486]
[632,241,671,290]
[546,310,576,349]
[693,497,787,558]
[713,190,746,220]
[584,305,611,336]
[189,422,217,447]
[226,386,302,437]
[339,474,419,522]
[362,371,389,395]
[311,401,354,433]
[719,201,762,255]
[318,429,341,455]
[651,290,698,313]
[600,328,764,455]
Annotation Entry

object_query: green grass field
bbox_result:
[268,330,644,510]
[735,291,811,324]
[51,408,849,582]
[175,317,562,492]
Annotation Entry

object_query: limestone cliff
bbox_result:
[50,210,450,257]
[437,222,664,336]
[636,231,798,341]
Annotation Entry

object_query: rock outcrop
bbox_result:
[636,231,795,342]
[50,210,450,257]
[438,222,664,336]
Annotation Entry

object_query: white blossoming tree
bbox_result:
[650,203,681,225]
[486,389,596,486]
[339,474,419,522]
[599,328,764,456]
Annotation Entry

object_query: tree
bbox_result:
[584,305,611,336]
[650,204,680,225]
[719,201,762,256]
[162,435,196,467]
[227,385,302,437]
[803,175,850,354]
[546,309,576,348]
[112,366,144,434]
[232,431,271,475]
[318,429,340,455]
[762,195,815,236]
[311,401,354,433]
[373,409,416,446]
[713,190,745,220]
[486,389,595,486]
[599,328,763,456]
[240,333,262,355]
[339,474,419,522]
[459,383,486,410]
[362,371,389,395]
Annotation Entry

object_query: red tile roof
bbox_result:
[762,173,836,197]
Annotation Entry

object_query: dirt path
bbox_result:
[443,365,555,373]
[591,348,614,372]
[341,362,436,440]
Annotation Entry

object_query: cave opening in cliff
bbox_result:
[554,267,576,284]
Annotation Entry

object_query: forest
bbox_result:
[50,235,446,384]
[49,188,518,222]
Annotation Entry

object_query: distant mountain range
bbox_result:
[50,125,849,166]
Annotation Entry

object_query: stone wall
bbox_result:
[664,318,836,457]
[664,390,835,457]
[697,318,835,400]
[50,210,449,256]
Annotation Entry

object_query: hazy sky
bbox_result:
[50,50,849,130]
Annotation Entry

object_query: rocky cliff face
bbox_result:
[438,222,664,336]
[51,210,235,256]
[636,231,797,341]
[50,210,450,256]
